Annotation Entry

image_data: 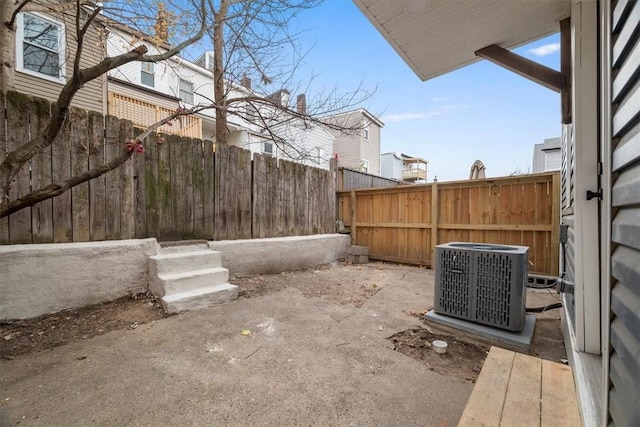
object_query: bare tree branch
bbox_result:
[0,0,208,198]
[0,104,208,218]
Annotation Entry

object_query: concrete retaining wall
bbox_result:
[208,234,350,277]
[0,239,158,320]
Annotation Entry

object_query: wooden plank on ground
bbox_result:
[30,97,53,243]
[501,352,542,426]
[541,359,582,427]
[458,346,515,427]
[6,92,33,243]
[119,119,135,239]
[70,108,90,241]
[104,115,122,240]
[88,112,106,241]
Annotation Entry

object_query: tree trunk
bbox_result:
[213,0,229,145]
[0,3,16,93]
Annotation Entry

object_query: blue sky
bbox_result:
[290,1,561,182]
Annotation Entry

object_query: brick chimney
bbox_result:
[296,94,306,114]
[241,75,252,90]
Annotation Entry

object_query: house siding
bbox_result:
[381,153,403,180]
[560,124,577,324]
[107,30,174,97]
[361,117,381,174]
[13,10,104,112]
[608,0,640,425]
[328,110,382,173]
[333,131,363,170]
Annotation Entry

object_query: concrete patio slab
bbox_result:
[0,279,472,426]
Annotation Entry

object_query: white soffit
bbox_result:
[353,0,570,81]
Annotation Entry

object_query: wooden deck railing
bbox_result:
[108,92,202,139]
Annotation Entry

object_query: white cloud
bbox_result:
[383,104,470,123]
[382,112,439,122]
[439,104,469,112]
[431,96,446,102]
[529,43,560,57]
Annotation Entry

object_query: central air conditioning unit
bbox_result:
[434,242,528,331]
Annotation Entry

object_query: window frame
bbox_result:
[141,62,155,87]
[178,78,194,105]
[15,12,66,84]
[363,121,370,140]
[262,142,274,156]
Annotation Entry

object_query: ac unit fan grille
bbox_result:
[475,253,513,329]
[437,249,471,318]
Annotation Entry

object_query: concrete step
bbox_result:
[161,283,238,313]
[149,250,222,276]
[159,242,210,254]
[150,267,230,297]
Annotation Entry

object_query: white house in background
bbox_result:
[532,137,561,173]
[381,152,428,183]
[104,25,334,169]
[1,7,106,113]
[326,109,384,174]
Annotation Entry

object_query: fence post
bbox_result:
[350,190,357,245]
[431,182,439,264]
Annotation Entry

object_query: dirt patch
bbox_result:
[232,262,390,307]
[1,294,167,360]
[1,262,389,360]
[389,328,489,382]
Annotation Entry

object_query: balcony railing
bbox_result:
[108,92,202,139]
[402,168,426,181]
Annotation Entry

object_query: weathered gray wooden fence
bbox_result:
[0,91,336,244]
[337,167,402,190]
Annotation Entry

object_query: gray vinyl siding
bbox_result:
[333,131,362,170]
[560,124,576,324]
[608,0,640,425]
[362,119,381,175]
[13,10,104,113]
[328,110,382,173]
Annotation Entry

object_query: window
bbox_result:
[245,104,258,123]
[16,13,65,82]
[263,142,274,156]
[179,79,194,104]
[363,126,369,140]
[141,62,154,87]
[360,159,369,173]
